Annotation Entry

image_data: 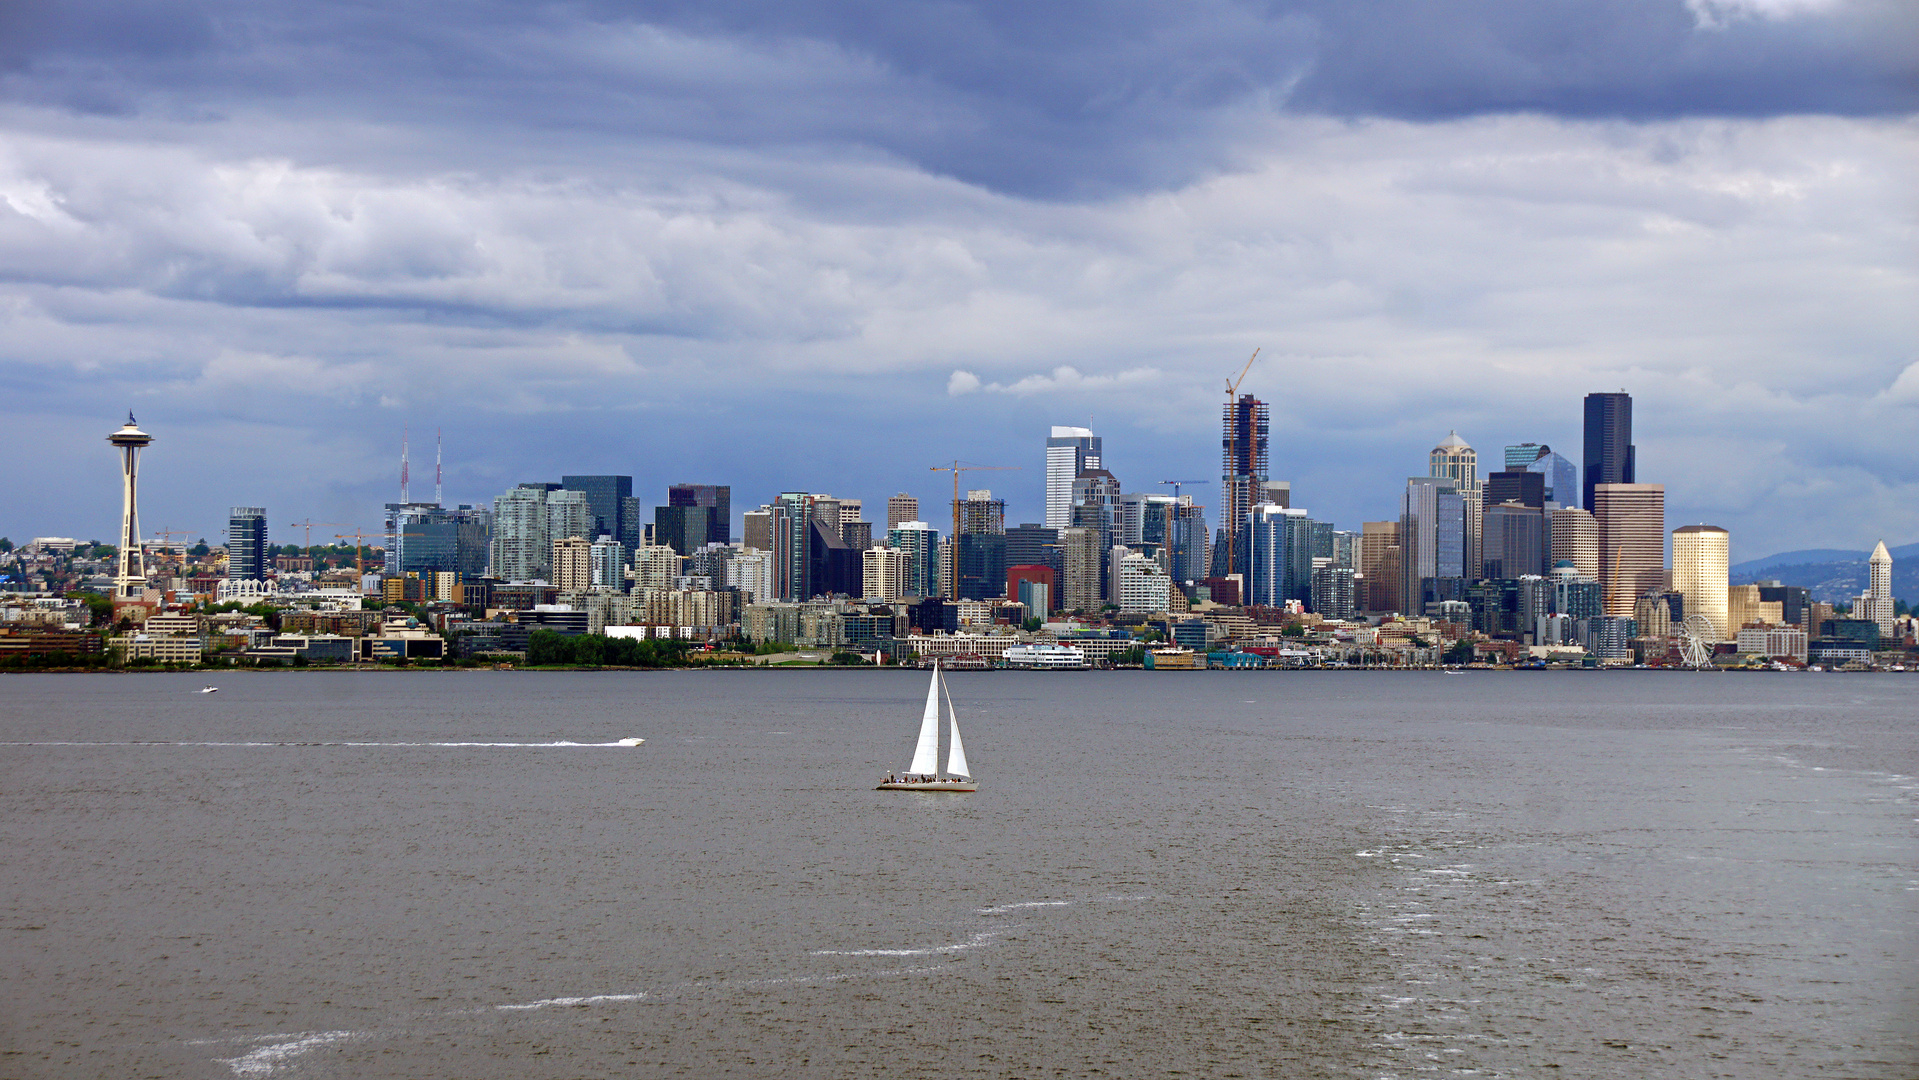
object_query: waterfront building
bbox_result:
[559,475,632,543]
[1429,431,1482,577]
[1045,427,1102,529]
[886,493,920,530]
[1360,521,1401,614]
[1593,483,1666,618]
[1737,625,1809,662]
[1400,477,1464,616]
[862,545,910,602]
[1582,392,1635,512]
[107,413,152,600]
[885,521,941,598]
[1671,525,1731,641]
[1550,506,1601,580]
[227,507,269,584]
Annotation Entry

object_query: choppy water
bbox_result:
[2,670,1914,1078]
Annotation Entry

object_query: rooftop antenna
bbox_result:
[401,427,410,504]
[435,428,443,506]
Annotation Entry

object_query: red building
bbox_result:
[1006,565,1056,614]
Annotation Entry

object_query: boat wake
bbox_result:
[812,929,1004,957]
[2,740,643,749]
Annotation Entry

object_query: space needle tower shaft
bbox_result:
[107,411,153,600]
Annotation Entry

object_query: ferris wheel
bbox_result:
[1678,615,1716,669]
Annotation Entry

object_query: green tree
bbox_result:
[1442,639,1475,665]
[1280,623,1305,638]
[1020,616,1043,632]
[66,591,114,626]
[190,542,210,556]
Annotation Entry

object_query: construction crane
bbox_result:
[1222,348,1261,580]
[1156,480,1208,576]
[929,461,1020,599]
[291,519,348,552]
[333,529,382,582]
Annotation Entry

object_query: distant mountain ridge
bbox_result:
[1730,541,1918,604]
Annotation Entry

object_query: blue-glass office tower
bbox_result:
[1581,393,1635,512]
[1400,477,1464,614]
[560,476,632,543]
[1247,505,1315,608]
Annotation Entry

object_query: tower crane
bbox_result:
[291,520,349,552]
[1222,349,1261,580]
[333,529,383,583]
[929,461,1020,599]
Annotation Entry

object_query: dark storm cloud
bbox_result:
[2,0,1911,196]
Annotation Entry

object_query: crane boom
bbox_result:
[929,461,1020,599]
[1223,348,1263,582]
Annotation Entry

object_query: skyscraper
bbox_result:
[1583,392,1635,512]
[1400,477,1464,615]
[886,494,919,530]
[885,521,939,598]
[227,507,268,583]
[547,489,594,546]
[1861,540,1895,636]
[1045,427,1101,529]
[1671,525,1730,641]
[1221,395,1270,575]
[1550,506,1601,581]
[1247,505,1314,608]
[1360,520,1401,614]
[1060,526,1102,612]
[1526,450,1578,506]
[1482,503,1548,580]
[1504,443,1546,470]
[386,502,491,578]
[655,483,731,555]
[1429,432,1481,577]
[559,475,633,542]
[491,484,553,581]
[1592,483,1665,618]
[107,413,151,600]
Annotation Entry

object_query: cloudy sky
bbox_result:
[3,0,1914,559]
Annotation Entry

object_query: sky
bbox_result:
[2,0,1914,561]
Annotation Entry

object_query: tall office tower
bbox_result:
[837,500,871,549]
[560,475,633,542]
[491,484,552,581]
[1070,469,1121,600]
[953,488,1007,600]
[589,535,627,592]
[1330,529,1358,570]
[1118,492,1174,547]
[1400,477,1465,616]
[1006,524,1062,582]
[1045,427,1102,529]
[862,545,910,602]
[1550,506,1600,580]
[107,412,152,600]
[1526,450,1578,506]
[769,492,816,600]
[886,493,919,530]
[886,521,940,597]
[1060,526,1102,612]
[547,489,594,548]
[227,507,269,583]
[1259,480,1291,509]
[1429,432,1482,577]
[552,536,594,593]
[1671,525,1730,641]
[1861,540,1896,636]
[618,496,645,550]
[1169,503,1210,583]
[1482,503,1548,580]
[1592,483,1665,618]
[1504,443,1546,470]
[1220,396,1270,575]
[1361,521,1402,614]
[386,503,492,578]
[1247,505,1314,608]
[742,507,772,552]
[1583,392,1635,512]
[1484,470,1545,509]
[655,483,731,555]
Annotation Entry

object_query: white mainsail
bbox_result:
[907,664,942,775]
[941,668,969,777]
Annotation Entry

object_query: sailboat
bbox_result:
[877,662,976,792]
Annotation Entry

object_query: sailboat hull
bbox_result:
[876,780,977,792]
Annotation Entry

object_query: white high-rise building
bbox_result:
[862,545,910,602]
[547,489,594,547]
[1112,550,1172,614]
[631,544,680,591]
[1045,426,1101,530]
[1429,431,1481,577]
[552,536,594,594]
[1861,540,1895,636]
[1551,506,1601,580]
[727,549,773,603]
[1671,525,1730,641]
[490,485,552,582]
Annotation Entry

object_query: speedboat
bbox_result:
[198,686,219,694]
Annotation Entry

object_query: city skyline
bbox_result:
[1,4,1913,556]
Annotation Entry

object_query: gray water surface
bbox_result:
[2,670,1914,1078]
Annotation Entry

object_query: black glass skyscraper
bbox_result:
[1581,392,1634,512]
[559,475,632,540]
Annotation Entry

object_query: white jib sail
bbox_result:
[941,667,969,777]
[907,665,941,775]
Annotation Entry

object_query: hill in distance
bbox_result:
[1730,541,1919,605]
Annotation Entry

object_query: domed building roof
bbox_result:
[1433,430,1472,452]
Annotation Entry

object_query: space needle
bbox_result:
[107,411,152,600]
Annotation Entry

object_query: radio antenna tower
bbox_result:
[435,428,443,506]
[401,427,410,504]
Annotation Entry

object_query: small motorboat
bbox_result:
[197,686,220,694]
[616,737,645,747]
